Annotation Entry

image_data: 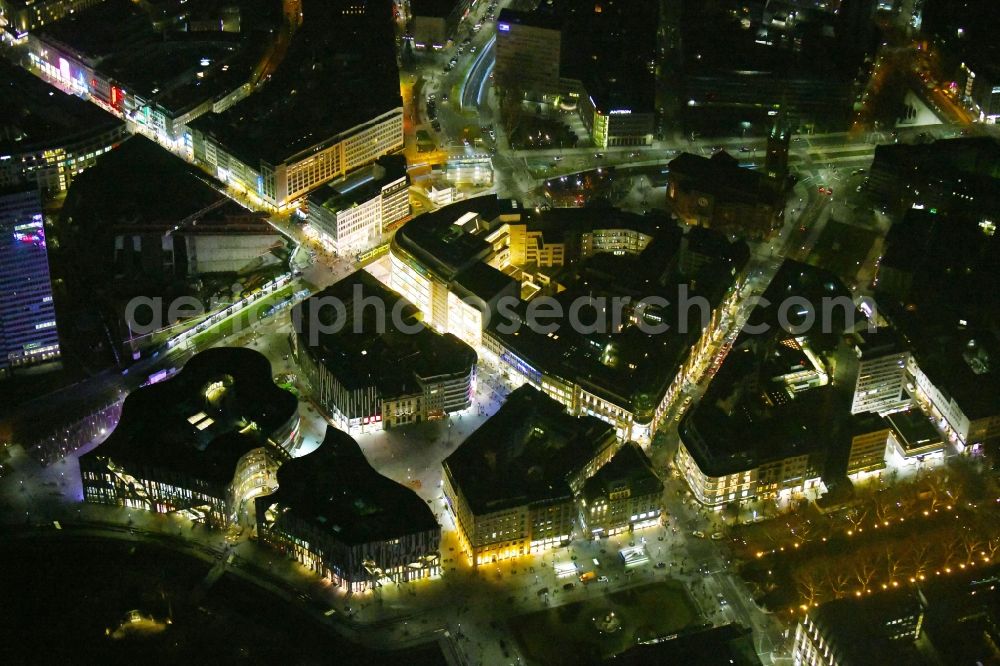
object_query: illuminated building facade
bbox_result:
[80,348,299,527]
[392,198,748,443]
[0,60,125,194]
[958,60,1000,124]
[580,442,663,538]
[443,386,620,567]
[850,328,912,416]
[292,271,476,434]
[305,155,409,256]
[0,186,60,374]
[793,593,923,666]
[20,0,263,154]
[258,427,441,593]
[191,108,403,210]
[188,0,405,210]
[846,414,891,476]
[581,99,656,148]
[873,207,1000,449]
[677,263,852,507]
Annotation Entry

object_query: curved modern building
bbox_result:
[257,426,441,592]
[80,347,300,527]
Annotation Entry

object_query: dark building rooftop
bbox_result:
[35,0,275,114]
[496,8,561,31]
[391,194,517,280]
[489,220,744,419]
[259,426,439,544]
[36,0,153,63]
[82,347,297,487]
[444,385,616,515]
[680,261,854,477]
[409,0,460,19]
[0,59,121,156]
[308,155,408,215]
[541,0,657,112]
[190,0,401,166]
[60,135,242,227]
[886,410,942,454]
[610,623,762,665]
[668,152,782,206]
[452,261,517,303]
[582,442,662,504]
[876,209,1000,422]
[804,590,924,665]
[292,270,476,397]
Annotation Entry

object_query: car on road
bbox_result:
[597,575,609,583]
[710,532,725,541]
[594,152,604,158]
[692,531,706,538]
[655,562,667,569]
[553,155,562,161]
[739,146,750,152]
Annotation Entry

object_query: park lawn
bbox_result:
[509,580,698,665]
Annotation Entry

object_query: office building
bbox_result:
[847,414,891,476]
[616,624,762,666]
[495,9,561,97]
[867,138,1000,215]
[793,591,924,666]
[0,186,60,375]
[0,60,126,194]
[80,348,299,527]
[305,155,409,256]
[551,0,657,147]
[257,427,441,593]
[667,152,784,240]
[678,1,866,135]
[795,564,1000,665]
[443,386,619,567]
[957,59,1000,124]
[875,208,1000,449]
[580,442,663,538]
[292,270,477,434]
[850,328,912,416]
[885,409,945,463]
[188,0,404,209]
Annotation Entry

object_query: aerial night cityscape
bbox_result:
[2,0,1000,664]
